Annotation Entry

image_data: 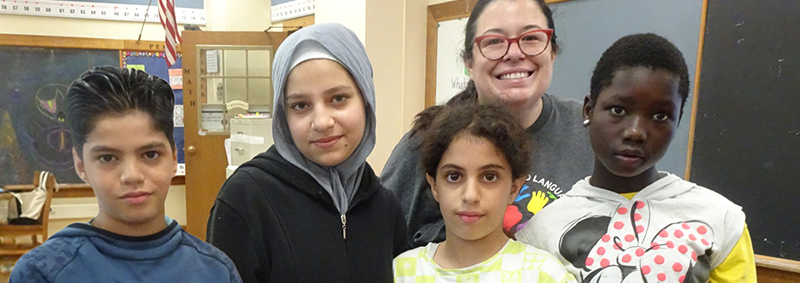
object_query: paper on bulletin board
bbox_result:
[121,51,186,175]
[169,68,183,89]
[128,64,146,71]
[201,111,225,132]
[435,18,471,105]
[206,50,219,74]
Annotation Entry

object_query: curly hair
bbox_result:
[420,103,532,180]
[590,33,690,119]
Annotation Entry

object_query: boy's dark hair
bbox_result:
[66,66,175,157]
[590,33,690,119]
[420,103,532,180]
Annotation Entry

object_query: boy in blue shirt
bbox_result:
[10,66,242,283]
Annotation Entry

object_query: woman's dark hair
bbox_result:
[420,103,532,180]
[66,66,175,157]
[589,33,690,120]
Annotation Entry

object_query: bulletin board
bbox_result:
[0,34,182,186]
[121,51,186,175]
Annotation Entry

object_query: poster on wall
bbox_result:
[0,0,205,25]
[435,18,470,105]
[271,0,314,22]
[122,51,186,175]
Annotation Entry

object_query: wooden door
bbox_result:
[182,31,289,239]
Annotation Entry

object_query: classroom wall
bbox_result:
[316,0,366,42]
[0,0,272,227]
[1,0,429,228]
[315,0,428,174]
[0,0,272,39]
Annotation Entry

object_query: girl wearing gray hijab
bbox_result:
[207,23,408,283]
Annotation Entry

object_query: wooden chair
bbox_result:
[0,171,57,257]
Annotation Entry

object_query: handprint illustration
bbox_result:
[526,190,550,214]
[560,201,714,282]
[504,182,558,234]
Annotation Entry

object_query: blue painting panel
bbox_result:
[0,46,119,185]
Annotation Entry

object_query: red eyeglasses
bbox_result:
[473,29,554,60]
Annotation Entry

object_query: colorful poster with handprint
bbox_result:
[504,174,568,235]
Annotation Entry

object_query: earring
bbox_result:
[583,119,590,127]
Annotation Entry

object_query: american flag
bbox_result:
[158,0,180,67]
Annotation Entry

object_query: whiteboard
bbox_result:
[435,18,470,105]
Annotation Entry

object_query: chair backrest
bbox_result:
[32,171,56,240]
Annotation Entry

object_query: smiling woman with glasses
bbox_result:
[382,0,595,249]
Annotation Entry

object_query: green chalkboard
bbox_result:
[0,45,119,186]
[691,0,800,260]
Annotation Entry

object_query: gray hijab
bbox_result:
[271,23,376,215]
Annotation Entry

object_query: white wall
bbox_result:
[0,0,272,39]
[315,0,427,174]
[315,0,366,42]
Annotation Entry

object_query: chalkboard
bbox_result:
[690,0,800,260]
[0,46,119,186]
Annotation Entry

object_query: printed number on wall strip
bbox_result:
[270,0,314,22]
[0,0,205,25]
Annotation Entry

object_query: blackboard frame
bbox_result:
[685,0,800,272]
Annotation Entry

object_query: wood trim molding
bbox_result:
[280,14,315,30]
[425,0,477,108]
[757,255,800,274]
[0,34,177,52]
[684,0,708,180]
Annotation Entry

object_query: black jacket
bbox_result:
[207,146,408,283]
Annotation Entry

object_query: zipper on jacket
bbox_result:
[340,214,347,240]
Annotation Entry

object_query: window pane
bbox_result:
[224,78,248,103]
[248,78,272,107]
[247,50,271,77]
[224,50,247,77]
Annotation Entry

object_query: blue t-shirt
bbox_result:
[10,217,242,283]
